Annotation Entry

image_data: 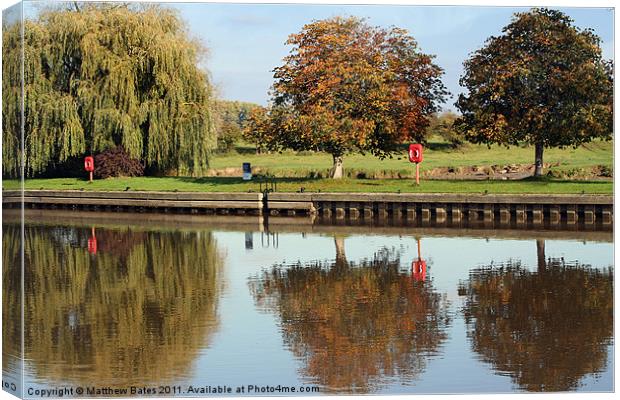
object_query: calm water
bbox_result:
[2,210,614,396]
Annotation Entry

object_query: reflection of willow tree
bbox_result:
[3,224,223,387]
[250,242,450,393]
[2,224,22,377]
[460,241,613,392]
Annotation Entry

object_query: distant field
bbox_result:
[210,138,613,179]
[3,176,612,194]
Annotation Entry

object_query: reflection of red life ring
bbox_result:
[412,260,426,281]
[88,237,97,254]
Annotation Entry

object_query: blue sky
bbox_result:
[17,2,614,111]
[173,4,614,111]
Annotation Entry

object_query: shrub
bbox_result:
[94,146,144,179]
[597,165,613,177]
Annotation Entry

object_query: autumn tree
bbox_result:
[265,16,447,178]
[249,246,451,393]
[456,8,613,177]
[243,106,273,154]
[2,3,216,178]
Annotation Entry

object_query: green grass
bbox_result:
[3,137,612,194]
[3,176,612,194]
[210,138,613,178]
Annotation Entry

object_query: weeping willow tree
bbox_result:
[2,5,23,179]
[3,223,224,387]
[2,3,216,178]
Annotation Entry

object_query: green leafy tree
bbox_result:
[2,3,216,178]
[216,121,242,153]
[428,111,462,147]
[213,100,261,152]
[214,100,260,128]
[265,16,447,178]
[456,8,613,177]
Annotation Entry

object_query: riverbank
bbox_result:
[2,176,613,194]
[3,189,612,230]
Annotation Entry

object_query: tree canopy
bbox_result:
[456,8,613,176]
[459,245,613,391]
[213,100,261,152]
[259,16,447,178]
[249,243,450,393]
[3,223,223,387]
[427,111,462,148]
[2,3,216,178]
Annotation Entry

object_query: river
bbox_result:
[2,210,613,396]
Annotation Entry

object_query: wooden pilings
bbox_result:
[2,190,613,229]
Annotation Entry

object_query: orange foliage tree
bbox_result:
[249,245,451,393]
[255,16,447,178]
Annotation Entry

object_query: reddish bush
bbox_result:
[94,147,144,179]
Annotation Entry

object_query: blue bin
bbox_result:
[242,162,252,181]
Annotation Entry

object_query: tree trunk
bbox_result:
[536,239,546,273]
[330,155,344,179]
[534,143,544,177]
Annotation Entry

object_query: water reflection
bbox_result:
[1,209,613,395]
[2,224,23,396]
[459,240,613,391]
[2,223,224,388]
[249,237,451,393]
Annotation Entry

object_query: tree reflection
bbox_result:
[2,224,23,379]
[460,241,613,391]
[2,223,224,387]
[250,239,451,393]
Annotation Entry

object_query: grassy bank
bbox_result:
[3,138,612,194]
[209,139,613,179]
[3,176,612,194]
